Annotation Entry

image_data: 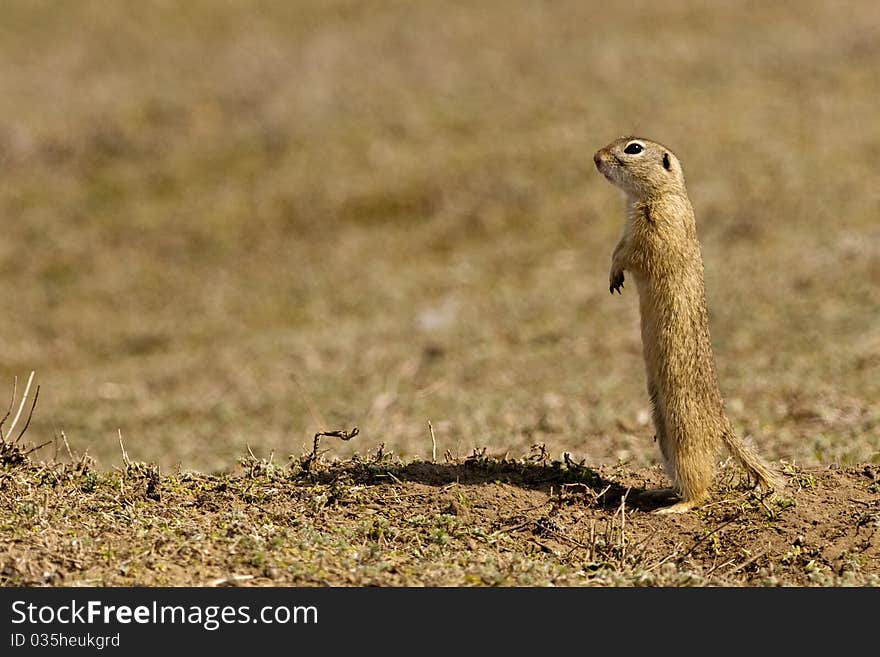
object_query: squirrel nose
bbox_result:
[593,150,604,169]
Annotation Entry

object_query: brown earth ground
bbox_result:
[1,444,878,586]
[0,1,878,586]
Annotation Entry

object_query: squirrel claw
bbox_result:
[609,272,625,295]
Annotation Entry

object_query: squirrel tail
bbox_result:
[721,429,784,492]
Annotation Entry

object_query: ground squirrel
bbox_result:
[594,136,782,513]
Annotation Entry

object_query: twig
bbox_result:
[313,427,359,453]
[61,430,75,461]
[0,374,17,438]
[377,471,403,485]
[645,550,679,573]
[208,574,255,587]
[428,420,437,463]
[5,371,35,440]
[13,385,40,444]
[118,429,131,467]
[678,514,741,562]
[754,492,775,517]
[21,440,51,457]
[589,519,596,562]
[303,427,360,469]
[497,517,536,534]
[726,549,768,576]
[617,488,630,566]
[594,484,612,505]
[544,526,591,552]
[705,556,738,576]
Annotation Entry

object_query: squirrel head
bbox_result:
[594,137,687,200]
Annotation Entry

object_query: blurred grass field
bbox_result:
[0,0,878,472]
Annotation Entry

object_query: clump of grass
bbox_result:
[0,372,47,468]
[298,426,360,473]
[116,429,161,501]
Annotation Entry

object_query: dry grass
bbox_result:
[2,446,878,586]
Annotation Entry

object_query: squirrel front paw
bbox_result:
[609,270,625,295]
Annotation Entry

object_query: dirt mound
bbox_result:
[1,451,877,586]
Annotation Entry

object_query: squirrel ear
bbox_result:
[662,152,672,171]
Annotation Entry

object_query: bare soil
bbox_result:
[2,446,877,586]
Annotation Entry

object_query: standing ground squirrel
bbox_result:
[594,136,782,513]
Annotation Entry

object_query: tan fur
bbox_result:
[594,136,782,513]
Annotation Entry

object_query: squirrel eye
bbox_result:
[623,142,644,155]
